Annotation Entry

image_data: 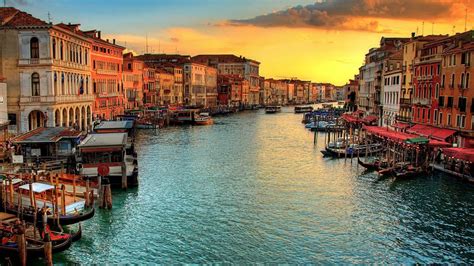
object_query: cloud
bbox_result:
[227,0,470,32]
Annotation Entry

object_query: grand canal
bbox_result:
[55,107,473,264]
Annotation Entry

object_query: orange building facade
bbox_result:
[86,31,125,120]
[123,53,144,110]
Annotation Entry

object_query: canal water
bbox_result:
[55,107,473,264]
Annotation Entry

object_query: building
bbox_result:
[343,77,358,111]
[263,79,288,105]
[436,31,473,146]
[0,8,94,133]
[191,54,261,106]
[359,37,408,118]
[155,68,174,105]
[381,51,403,126]
[83,30,125,120]
[183,62,217,107]
[123,52,144,110]
[400,34,448,121]
[142,66,156,108]
[310,83,319,103]
[0,77,8,123]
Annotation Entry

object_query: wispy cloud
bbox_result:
[226,0,470,33]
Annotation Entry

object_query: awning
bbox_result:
[19,183,54,193]
[362,115,378,124]
[406,124,456,141]
[365,126,451,147]
[442,148,474,162]
[392,122,410,130]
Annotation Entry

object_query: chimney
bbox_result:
[113,39,116,45]
[106,39,109,43]
[411,32,415,38]
[98,31,101,39]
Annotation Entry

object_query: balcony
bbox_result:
[18,58,53,66]
[426,75,432,80]
[412,97,430,106]
[415,54,442,64]
[400,98,412,106]
[52,59,89,71]
[20,94,95,104]
[96,69,119,75]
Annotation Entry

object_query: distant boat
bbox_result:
[265,106,281,114]
[294,106,313,113]
[194,113,214,126]
[322,103,333,108]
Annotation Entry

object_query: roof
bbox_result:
[19,183,54,193]
[191,54,260,65]
[442,148,474,162]
[406,124,456,142]
[78,133,127,148]
[0,7,48,28]
[94,121,134,130]
[12,127,82,144]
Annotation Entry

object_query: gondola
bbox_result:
[321,143,384,158]
[3,206,95,226]
[357,158,388,171]
[0,228,73,258]
[393,166,426,179]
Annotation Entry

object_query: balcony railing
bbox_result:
[20,94,95,104]
[400,98,412,105]
[52,59,89,71]
[18,58,53,66]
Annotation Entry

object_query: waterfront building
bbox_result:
[310,83,318,103]
[342,78,358,111]
[142,66,156,108]
[381,51,403,126]
[123,52,144,110]
[218,74,245,107]
[0,77,8,123]
[0,8,94,133]
[191,54,261,106]
[82,30,125,120]
[335,86,345,101]
[436,31,473,146]
[263,79,288,105]
[399,34,448,121]
[183,62,217,107]
[156,68,174,105]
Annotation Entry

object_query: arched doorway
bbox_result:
[87,106,91,129]
[75,107,80,130]
[55,109,60,127]
[68,108,74,127]
[81,106,86,130]
[28,110,45,131]
[62,108,67,127]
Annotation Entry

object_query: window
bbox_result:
[466,73,470,89]
[435,84,440,98]
[441,74,445,87]
[52,39,56,59]
[447,96,453,108]
[8,114,17,125]
[447,113,451,126]
[31,72,40,96]
[30,37,39,59]
[451,73,455,88]
[60,41,63,60]
[459,97,467,112]
[461,73,465,88]
[439,112,443,125]
[434,109,438,124]
[438,96,445,107]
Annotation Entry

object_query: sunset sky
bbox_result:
[10,0,473,85]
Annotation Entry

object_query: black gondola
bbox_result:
[3,206,95,226]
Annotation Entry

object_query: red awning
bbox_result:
[364,126,451,147]
[392,122,410,129]
[442,148,474,162]
[341,114,359,123]
[406,124,456,141]
[362,115,378,124]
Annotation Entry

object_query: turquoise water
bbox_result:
[53,107,473,264]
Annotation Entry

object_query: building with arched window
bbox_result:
[0,7,94,133]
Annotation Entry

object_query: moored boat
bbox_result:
[194,113,214,125]
[357,158,388,171]
[265,106,282,114]
[294,106,313,113]
[321,143,384,158]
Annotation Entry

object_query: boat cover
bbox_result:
[19,182,54,193]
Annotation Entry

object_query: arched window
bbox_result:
[31,72,40,96]
[52,39,56,59]
[466,73,470,89]
[435,83,440,98]
[30,37,39,59]
[60,41,64,60]
[461,73,465,88]
[84,49,88,65]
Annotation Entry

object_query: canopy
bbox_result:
[405,137,429,144]
[19,182,54,193]
[365,126,451,147]
[407,124,456,141]
[442,148,474,162]
[392,122,410,130]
